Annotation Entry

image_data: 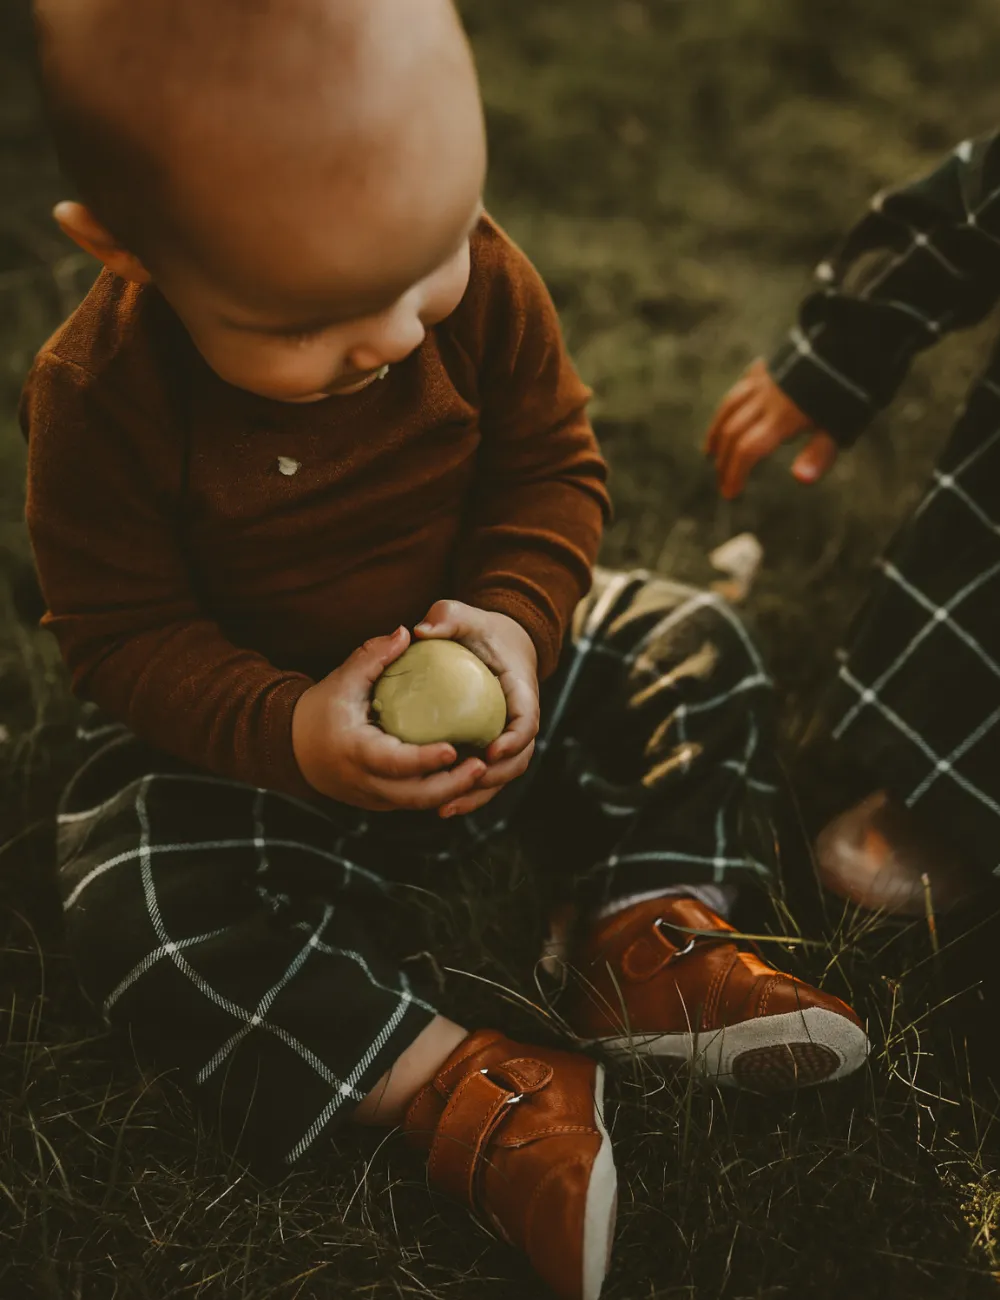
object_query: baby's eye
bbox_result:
[278,326,327,345]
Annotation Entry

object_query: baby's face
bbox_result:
[154,194,483,403]
[45,0,487,403]
[139,2,486,405]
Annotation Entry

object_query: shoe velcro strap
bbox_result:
[428,1067,521,1209]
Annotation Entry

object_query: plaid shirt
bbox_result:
[769,130,1000,444]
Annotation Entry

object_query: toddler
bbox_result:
[24,1,868,1295]
[707,131,1000,916]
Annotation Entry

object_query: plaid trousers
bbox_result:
[57,568,778,1169]
[827,380,1000,873]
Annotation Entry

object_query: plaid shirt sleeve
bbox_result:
[768,130,1000,446]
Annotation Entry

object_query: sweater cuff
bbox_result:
[464,585,564,681]
[768,336,874,447]
[260,674,319,801]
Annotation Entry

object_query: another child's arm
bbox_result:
[706,130,1000,498]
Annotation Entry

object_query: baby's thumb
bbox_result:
[792,432,838,484]
[347,625,411,689]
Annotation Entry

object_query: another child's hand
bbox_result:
[704,358,839,498]
[292,626,487,810]
[413,600,540,819]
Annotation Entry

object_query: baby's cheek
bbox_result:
[425,245,472,327]
[198,338,339,400]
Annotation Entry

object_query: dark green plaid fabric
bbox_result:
[57,569,779,1169]
[768,129,1000,874]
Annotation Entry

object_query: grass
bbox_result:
[5,0,1000,1295]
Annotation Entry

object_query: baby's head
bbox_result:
[34,0,486,401]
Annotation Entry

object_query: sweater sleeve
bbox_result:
[768,130,1000,445]
[21,353,315,798]
[450,223,612,679]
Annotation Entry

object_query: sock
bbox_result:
[595,883,738,922]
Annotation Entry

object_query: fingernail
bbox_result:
[414,623,431,634]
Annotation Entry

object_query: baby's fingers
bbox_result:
[438,783,503,820]
[358,728,457,779]
[705,382,757,457]
[372,756,486,811]
[792,431,839,484]
[708,399,765,472]
[438,733,538,816]
[487,680,539,762]
[705,359,770,455]
[718,423,783,499]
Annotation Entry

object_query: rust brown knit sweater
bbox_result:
[20,216,610,799]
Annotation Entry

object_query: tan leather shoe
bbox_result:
[403,1029,617,1300]
[564,897,869,1091]
[815,790,982,916]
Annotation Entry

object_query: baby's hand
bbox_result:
[292,626,487,810]
[413,600,540,819]
[704,358,839,498]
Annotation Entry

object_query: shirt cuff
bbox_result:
[768,337,874,446]
[463,584,564,681]
[260,674,320,801]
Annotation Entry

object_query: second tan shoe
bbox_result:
[403,1029,617,1300]
[564,897,869,1092]
[815,789,984,915]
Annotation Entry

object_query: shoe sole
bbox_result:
[582,1064,618,1300]
[595,1007,869,1092]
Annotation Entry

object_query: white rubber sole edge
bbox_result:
[581,1063,618,1300]
[596,1006,870,1088]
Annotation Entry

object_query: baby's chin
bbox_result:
[243,366,388,403]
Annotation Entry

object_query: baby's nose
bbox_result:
[349,314,427,372]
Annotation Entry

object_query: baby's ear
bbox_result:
[52,201,152,283]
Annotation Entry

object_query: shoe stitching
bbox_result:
[497,1122,599,1147]
[437,1031,505,1092]
[702,951,734,1030]
[756,975,780,1019]
[429,1068,512,1199]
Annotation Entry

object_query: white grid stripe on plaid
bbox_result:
[907,703,1000,806]
[60,769,354,830]
[912,424,1000,523]
[197,902,337,1084]
[835,558,1000,738]
[837,666,1000,819]
[130,777,364,1104]
[306,934,437,1016]
[253,788,268,876]
[929,471,1000,536]
[592,849,772,877]
[63,830,384,911]
[286,983,415,1164]
[102,923,232,1017]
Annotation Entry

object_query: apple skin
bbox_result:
[371,639,507,747]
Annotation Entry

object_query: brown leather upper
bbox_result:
[403,1029,606,1300]
[564,896,862,1039]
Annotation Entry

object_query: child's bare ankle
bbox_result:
[353,1016,468,1126]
